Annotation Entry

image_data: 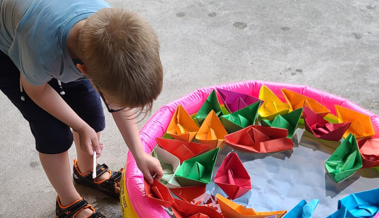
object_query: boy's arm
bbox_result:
[112,109,163,184]
[21,75,101,155]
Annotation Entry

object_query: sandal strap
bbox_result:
[96,170,122,194]
[56,198,89,218]
[89,212,106,218]
[109,170,122,182]
[94,163,109,178]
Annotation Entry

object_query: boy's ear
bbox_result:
[76,64,88,77]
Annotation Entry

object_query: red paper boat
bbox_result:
[358,138,379,168]
[144,179,174,208]
[224,125,294,153]
[170,185,206,203]
[187,214,211,218]
[214,152,251,199]
[303,106,351,141]
[171,198,224,218]
[156,138,211,163]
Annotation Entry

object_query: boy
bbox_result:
[0,0,164,217]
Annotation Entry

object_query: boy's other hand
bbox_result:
[136,152,164,184]
[77,125,102,156]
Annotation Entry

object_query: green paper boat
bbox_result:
[220,101,260,133]
[325,134,363,183]
[194,90,223,125]
[175,148,220,186]
[261,108,303,138]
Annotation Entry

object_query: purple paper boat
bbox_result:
[217,88,262,113]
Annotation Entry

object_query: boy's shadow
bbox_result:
[74,183,123,217]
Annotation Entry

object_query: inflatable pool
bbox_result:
[120,80,379,218]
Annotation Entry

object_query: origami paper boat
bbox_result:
[167,105,200,142]
[327,208,347,218]
[172,198,224,218]
[358,138,379,168]
[175,148,220,186]
[338,188,379,218]
[170,185,206,203]
[261,108,303,138]
[151,146,181,188]
[335,105,375,139]
[220,101,261,133]
[144,179,174,208]
[196,110,228,149]
[303,106,351,141]
[258,85,290,120]
[325,134,363,183]
[284,199,319,218]
[195,90,223,125]
[216,194,286,218]
[224,125,294,153]
[214,152,251,200]
[281,88,330,117]
[156,137,211,163]
[217,88,261,113]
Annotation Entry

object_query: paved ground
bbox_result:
[0,0,378,217]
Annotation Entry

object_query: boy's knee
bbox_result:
[33,125,74,154]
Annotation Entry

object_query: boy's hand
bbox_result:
[76,125,102,157]
[136,152,164,184]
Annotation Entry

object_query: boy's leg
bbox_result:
[74,131,101,174]
[39,152,93,217]
[59,78,120,192]
[0,52,93,217]
[72,131,120,193]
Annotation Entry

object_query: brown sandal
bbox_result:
[72,159,122,199]
[56,196,106,218]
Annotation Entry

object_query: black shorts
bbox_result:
[0,51,105,154]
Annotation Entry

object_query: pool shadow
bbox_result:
[299,130,341,155]
[324,172,360,198]
[359,167,379,179]
[232,147,294,162]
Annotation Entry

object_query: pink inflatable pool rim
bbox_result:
[124,80,379,218]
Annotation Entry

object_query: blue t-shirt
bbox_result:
[0,0,110,85]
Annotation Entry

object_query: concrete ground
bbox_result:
[0,0,378,217]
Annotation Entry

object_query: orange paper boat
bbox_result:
[196,110,228,149]
[358,138,379,168]
[156,138,211,163]
[282,88,330,117]
[335,105,375,139]
[224,125,294,153]
[144,179,174,208]
[214,152,251,199]
[216,194,286,218]
[258,85,290,120]
[170,185,207,203]
[172,198,224,218]
[303,106,350,141]
[167,105,200,141]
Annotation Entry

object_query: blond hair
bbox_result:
[79,8,163,115]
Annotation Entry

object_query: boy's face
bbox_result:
[77,63,126,113]
[95,85,126,113]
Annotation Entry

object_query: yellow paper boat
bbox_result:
[335,105,374,139]
[258,85,290,120]
[216,194,287,218]
[167,105,199,141]
[281,89,330,117]
[196,110,228,149]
